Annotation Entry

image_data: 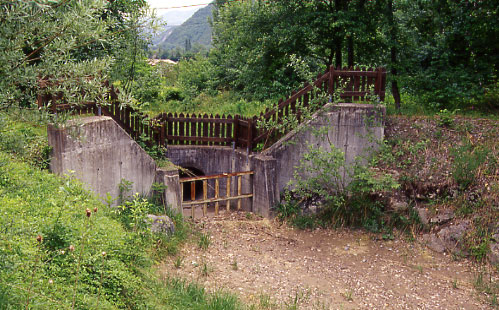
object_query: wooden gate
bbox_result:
[179,171,253,219]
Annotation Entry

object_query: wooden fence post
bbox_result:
[246,118,253,153]
[233,115,240,148]
[328,65,335,97]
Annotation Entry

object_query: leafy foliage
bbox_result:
[281,142,399,231]
[0,111,244,309]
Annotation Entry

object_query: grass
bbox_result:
[473,269,499,307]
[231,259,238,271]
[198,232,211,250]
[0,109,246,310]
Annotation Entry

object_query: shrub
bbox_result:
[451,141,488,190]
[281,142,399,231]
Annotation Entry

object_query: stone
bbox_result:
[436,221,470,253]
[423,234,446,253]
[487,243,499,265]
[388,198,409,212]
[146,215,175,235]
[416,207,429,225]
[430,209,454,225]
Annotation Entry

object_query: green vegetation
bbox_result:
[141,0,498,116]
[277,135,401,232]
[0,109,244,309]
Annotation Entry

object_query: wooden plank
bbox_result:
[181,194,253,207]
[215,178,219,215]
[354,66,360,101]
[181,182,184,215]
[209,114,215,146]
[180,171,254,183]
[186,113,192,145]
[226,115,233,146]
[214,114,220,146]
[226,176,231,212]
[237,175,242,210]
[165,135,233,143]
[202,114,209,145]
[191,181,195,219]
[233,115,240,148]
[164,117,234,124]
[203,180,207,216]
[167,113,173,145]
[178,113,184,145]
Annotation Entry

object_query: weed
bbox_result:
[451,142,488,190]
[452,279,458,289]
[198,233,211,250]
[258,294,278,309]
[342,290,353,302]
[473,269,498,306]
[231,259,238,271]
[437,109,458,127]
[413,264,424,274]
[174,256,184,269]
[200,261,212,277]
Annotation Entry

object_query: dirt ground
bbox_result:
[159,212,497,310]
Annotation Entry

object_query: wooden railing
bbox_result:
[252,66,386,148]
[179,171,254,219]
[37,67,386,151]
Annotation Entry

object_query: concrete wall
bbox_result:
[262,103,385,200]
[48,104,384,218]
[48,116,157,205]
[164,103,385,218]
[166,145,253,211]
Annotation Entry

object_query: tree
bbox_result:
[0,0,152,109]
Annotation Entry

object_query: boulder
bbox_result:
[416,207,429,225]
[387,198,409,213]
[423,234,446,253]
[487,243,499,265]
[429,209,454,225]
[436,221,470,254]
[146,215,175,235]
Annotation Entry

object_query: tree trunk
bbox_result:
[388,0,401,110]
[347,36,354,67]
[335,40,342,68]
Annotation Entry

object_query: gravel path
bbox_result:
[159,212,496,309]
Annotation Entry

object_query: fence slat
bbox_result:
[40,68,386,152]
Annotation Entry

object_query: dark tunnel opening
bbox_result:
[179,167,205,201]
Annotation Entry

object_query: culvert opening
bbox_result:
[179,167,205,201]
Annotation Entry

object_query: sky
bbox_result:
[147,0,209,12]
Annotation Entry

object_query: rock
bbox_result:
[387,198,409,212]
[423,222,470,255]
[416,207,429,225]
[436,221,470,254]
[487,243,499,265]
[429,209,454,225]
[423,234,446,253]
[146,215,175,235]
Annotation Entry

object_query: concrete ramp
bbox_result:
[48,116,158,205]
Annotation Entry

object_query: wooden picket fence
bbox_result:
[37,67,386,151]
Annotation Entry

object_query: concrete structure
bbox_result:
[263,103,385,196]
[166,103,385,217]
[48,116,179,208]
[48,103,384,217]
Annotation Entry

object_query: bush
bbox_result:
[281,142,399,231]
[451,141,488,190]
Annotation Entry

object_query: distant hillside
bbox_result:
[154,3,214,51]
